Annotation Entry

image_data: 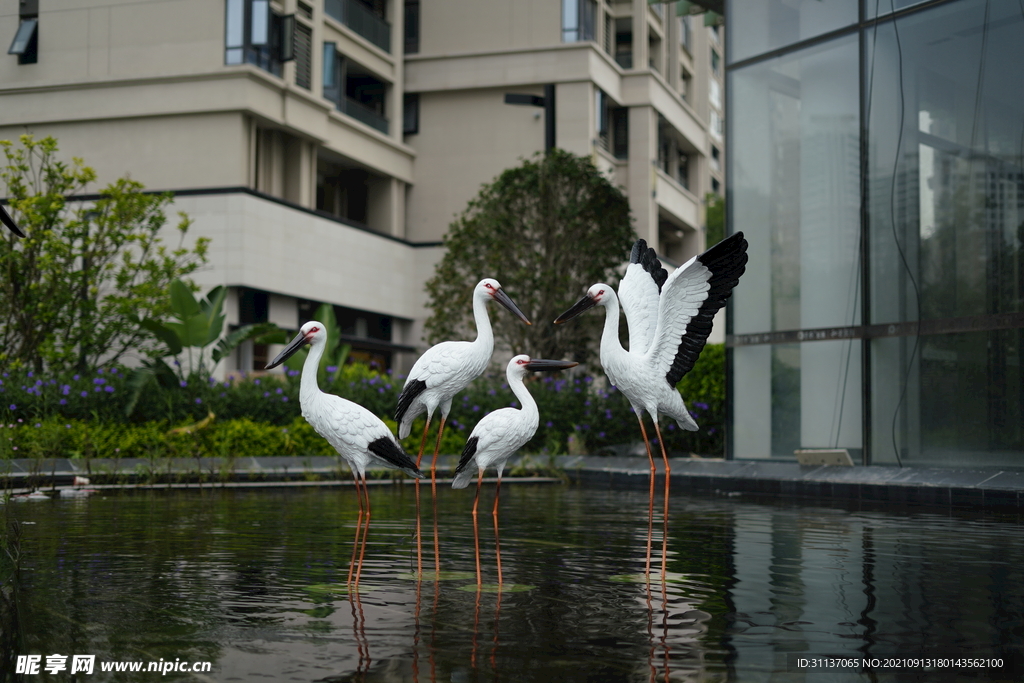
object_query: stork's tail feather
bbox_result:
[452,468,476,489]
[395,378,427,439]
[451,436,479,489]
[367,436,424,479]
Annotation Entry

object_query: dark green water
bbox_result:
[4,483,1024,682]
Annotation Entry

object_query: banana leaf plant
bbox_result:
[124,279,284,415]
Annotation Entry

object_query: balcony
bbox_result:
[325,0,391,53]
[339,96,389,135]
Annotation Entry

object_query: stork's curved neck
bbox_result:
[470,293,494,350]
[599,293,628,363]
[507,369,539,422]
[300,337,325,404]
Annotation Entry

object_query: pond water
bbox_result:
[4,482,1024,682]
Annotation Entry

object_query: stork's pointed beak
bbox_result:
[494,287,531,325]
[553,294,597,324]
[265,330,309,369]
[1,204,25,238]
[524,359,578,372]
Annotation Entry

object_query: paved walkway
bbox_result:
[3,455,1023,509]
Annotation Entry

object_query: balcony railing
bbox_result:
[340,97,389,134]
[325,0,391,53]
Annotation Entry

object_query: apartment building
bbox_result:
[0,0,724,375]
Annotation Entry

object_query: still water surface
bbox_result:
[7,483,1024,681]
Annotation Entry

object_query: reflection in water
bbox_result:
[7,485,1024,681]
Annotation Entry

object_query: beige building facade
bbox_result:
[0,0,724,375]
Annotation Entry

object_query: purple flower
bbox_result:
[104,386,114,393]
[73,374,80,381]
[93,378,106,385]
[326,366,338,373]
[27,371,33,378]
[598,431,605,438]
[195,398,202,404]
[61,385,70,395]
[709,428,717,435]
[276,387,283,394]
[378,387,384,394]
[34,379,42,386]
[472,405,480,412]
[282,397,288,402]
[65,424,70,429]
[545,421,553,428]
[668,424,676,431]
[488,389,496,396]
[288,370,299,377]
[97,368,104,374]
[34,423,40,428]
[59,399,66,405]
[584,400,591,406]
[605,410,613,419]
[263,391,270,398]
[80,391,88,398]
[695,402,709,411]
[219,392,226,397]
[94,386,102,392]
[179,380,187,388]
[254,379,261,385]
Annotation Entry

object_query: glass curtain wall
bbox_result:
[730,34,863,459]
[727,0,1024,467]
[866,0,1024,466]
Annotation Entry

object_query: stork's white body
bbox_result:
[293,324,421,478]
[397,279,525,439]
[559,234,748,431]
[452,357,541,488]
[596,281,698,430]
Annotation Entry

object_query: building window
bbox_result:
[403,93,419,135]
[596,89,609,151]
[404,0,419,54]
[678,153,689,190]
[225,0,286,77]
[611,107,628,159]
[710,145,720,172]
[680,69,691,101]
[323,43,389,134]
[710,110,723,139]
[710,48,720,76]
[679,15,691,53]
[562,0,596,42]
[709,77,721,109]
[9,0,39,66]
[293,21,313,89]
[325,0,391,53]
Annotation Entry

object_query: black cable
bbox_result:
[886,0,917,469]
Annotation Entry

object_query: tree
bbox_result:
[424,149,635,368]
[705,192,724,247]
[0,135,209,373]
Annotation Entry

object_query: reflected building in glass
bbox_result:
[726,0,1024,467]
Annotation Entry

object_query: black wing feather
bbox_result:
[454,436,479,476]
[665,232,748,386]
[630,239,668,293]
[395,378,427,423]
[367,436,424,478]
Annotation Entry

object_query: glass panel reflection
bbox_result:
[867,0,1024,466]
[731,35,861,336]
[727,0,857,64]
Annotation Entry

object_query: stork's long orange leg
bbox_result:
[492,477,503,586]
[353,473,372,588]
[414,418,431,579]
[637,415,656,591]
[430,416,447,577]
[347,471,364,588]
[653,420,671,592]
[472,469,483,585]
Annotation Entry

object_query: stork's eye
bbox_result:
[517,359,527,365]
[484,283,495,290]
[310,327,319,334]
[597,289,605,297]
